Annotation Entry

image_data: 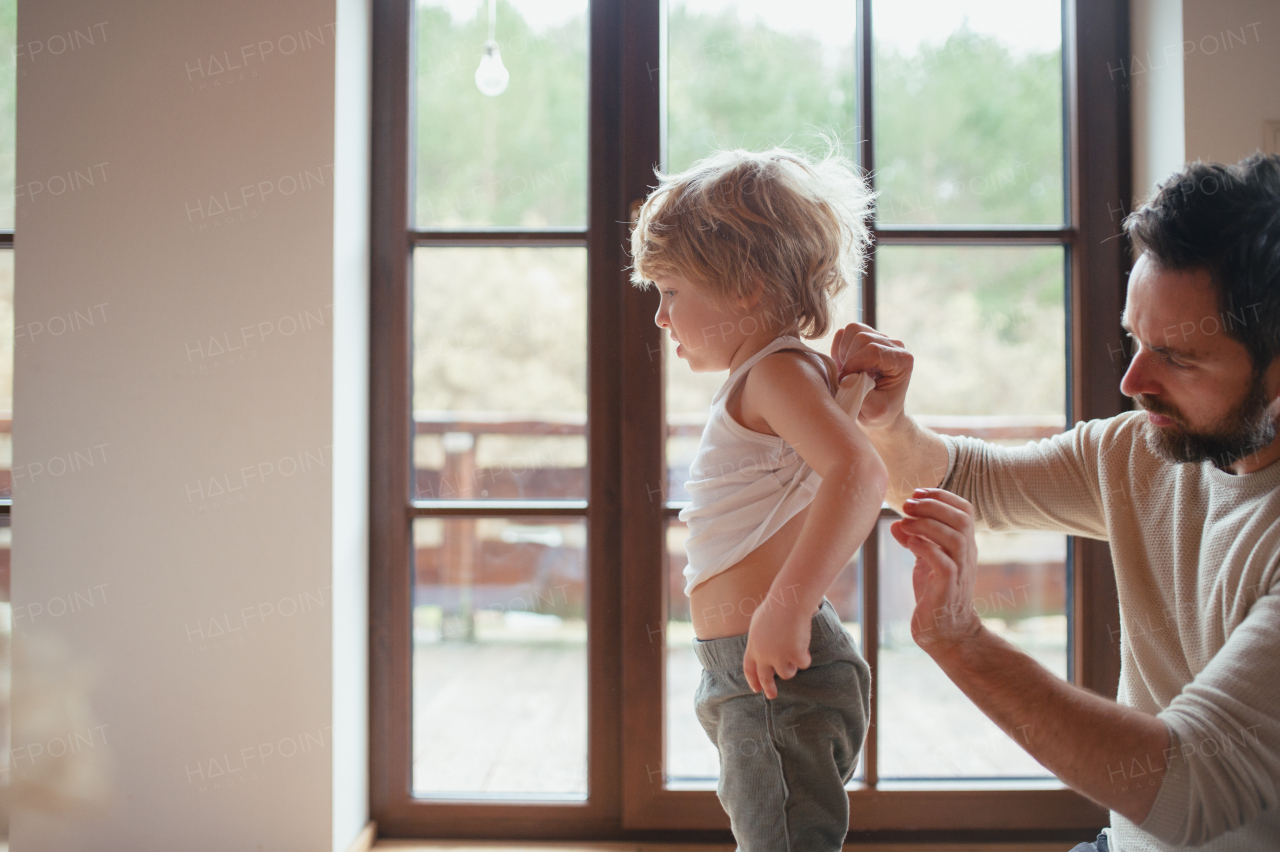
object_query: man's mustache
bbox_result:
[1135,394,1183,423]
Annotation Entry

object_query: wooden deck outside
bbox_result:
[412,625,1066,796]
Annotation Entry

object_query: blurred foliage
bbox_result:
[0,0,12,418]
[875,28,1064,225]
[413,246,586,414]
[878,246,1065,417]
[415,1,587,227]
[665,5,855,172]
[0,0,12,230]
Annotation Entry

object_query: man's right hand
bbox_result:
[831,322,914,432]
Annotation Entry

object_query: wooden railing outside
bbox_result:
[413,412,1067,635]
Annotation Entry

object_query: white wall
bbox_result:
[11,1,369,849]
[1183,0,1280,166]
[1129,0,1185,199]
[1130,0,1280,198]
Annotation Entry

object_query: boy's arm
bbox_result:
[833,322,951,510]
[738,352,889,698]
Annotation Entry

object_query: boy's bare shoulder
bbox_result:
[736,348,838,434]
[734,346,845,436]
[749,346,837,393]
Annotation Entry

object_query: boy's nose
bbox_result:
[654,308,668,328]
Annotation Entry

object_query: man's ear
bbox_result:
[1264,354,1280,407]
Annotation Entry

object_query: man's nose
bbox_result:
[1120,350,1160,398]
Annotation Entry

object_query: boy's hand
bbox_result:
[743,597,813,699]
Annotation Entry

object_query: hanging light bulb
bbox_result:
[475,0,509,97]
[475,42,509,96]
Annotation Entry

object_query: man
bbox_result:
[833,153,1280,851]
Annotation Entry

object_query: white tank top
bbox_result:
[678,335,839,595]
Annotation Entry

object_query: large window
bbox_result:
[373,0,1130,839]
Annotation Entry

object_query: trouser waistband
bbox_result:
[692,599,854,672]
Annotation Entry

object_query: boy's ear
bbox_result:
[735,281,764,311]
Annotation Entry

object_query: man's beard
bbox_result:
[1136,370,1278,469]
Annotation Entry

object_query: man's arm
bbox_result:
[1142,584,1280,845]
[833,321,1110,540]
[832,323,950,510]
[895,488,1170,822]
[866,410,950,511]
[934,629,1170,822]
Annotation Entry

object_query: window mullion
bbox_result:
[855,0,881,790]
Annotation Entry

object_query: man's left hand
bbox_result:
[890,487,983,653]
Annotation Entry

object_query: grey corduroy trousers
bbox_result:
[693,600,871,852]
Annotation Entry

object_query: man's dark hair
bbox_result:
[1124,153,1280,372]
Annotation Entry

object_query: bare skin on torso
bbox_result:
[689,348,837,640]
[690,509,813,639]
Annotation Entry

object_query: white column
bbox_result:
[1183,0,1280,166]
[1129,0,1186,201]
[11,0,370,848]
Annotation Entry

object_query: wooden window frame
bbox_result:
[371,0,1130,840]
[370,0,623,837]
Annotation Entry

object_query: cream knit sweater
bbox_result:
[940,410,1280,851]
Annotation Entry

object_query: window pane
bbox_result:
[875,244,1066,778]
[873,0,1064,225]
[413,246,586,501]
[876,245,1065,426]
[0,250,10,498]
[660,0,863,496]
[877,518,1065,778]
[664,0,857,173]
[412,516,587,797]
[0,0,12,230]
[0,519,8,828]
[0,319,7,828]
[663,518,718,786]
[414,0,588,228]
[664,516,865,787]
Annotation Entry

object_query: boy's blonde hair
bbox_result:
[629,146,874,339]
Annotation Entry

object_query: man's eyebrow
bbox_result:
[1119,320,1201,359]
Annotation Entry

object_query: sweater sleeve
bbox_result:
[939,418,1108,540]
[1140,581,1280,846]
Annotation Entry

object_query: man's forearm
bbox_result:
[929,625,1170,823]
[865,412,950,510]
